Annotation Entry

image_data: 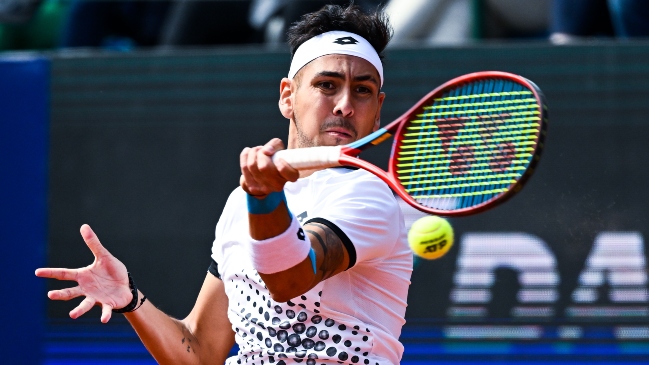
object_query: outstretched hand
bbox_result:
[35,224,133,323]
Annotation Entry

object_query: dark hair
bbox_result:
[286,3,392,60]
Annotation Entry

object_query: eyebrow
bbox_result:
[315,71,379,86]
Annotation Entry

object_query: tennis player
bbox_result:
[36,4,412,365]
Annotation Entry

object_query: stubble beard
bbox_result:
[292,112,358,149]
[294,113,317,148]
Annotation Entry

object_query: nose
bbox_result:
[333,91,354,118]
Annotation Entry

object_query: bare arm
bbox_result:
[240,139,350,302]
[35,225,234,365]
[126,274,235,364]
[256,218,350,302]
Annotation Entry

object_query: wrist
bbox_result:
[113,272,147,313]
[247,190,294,239]
[246,191,290,216]
[122,290,147,317]
[248,215,311,274]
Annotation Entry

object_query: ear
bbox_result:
[278,78,294,119]
[373,92,386,132]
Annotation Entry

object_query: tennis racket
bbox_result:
[273,71,547,216]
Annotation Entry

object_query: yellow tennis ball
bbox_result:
[408,215,454,260]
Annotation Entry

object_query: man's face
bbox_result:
[279,54,385,149]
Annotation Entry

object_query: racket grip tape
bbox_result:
[272,146,342,170]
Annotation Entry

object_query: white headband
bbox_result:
[288,31,384,87]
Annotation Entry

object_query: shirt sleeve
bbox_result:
[207,259,222,279]
[306,169,402,267]
[210,187,245,276]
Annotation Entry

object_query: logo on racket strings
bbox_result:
[439,119,516,175]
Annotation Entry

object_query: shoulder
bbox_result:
[223,186,247,210]
[305,168,405,264]
[211,186,251,262]
[309,168,395,200]
[214,186,247,235]
[306,167,401,226]
[228,185,247,199]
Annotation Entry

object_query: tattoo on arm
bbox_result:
[176,321,198,354]
[305,222,345,280]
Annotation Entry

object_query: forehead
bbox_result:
[298,54,380,81]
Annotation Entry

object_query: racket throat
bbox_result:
[347,128,392,152]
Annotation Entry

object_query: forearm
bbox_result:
[247,192,350,301]
[124,274,234,365]
[248,193,320,301]
[123,291,206,365]
[248,193,293,240]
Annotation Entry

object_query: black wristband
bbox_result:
[113,272,146,313]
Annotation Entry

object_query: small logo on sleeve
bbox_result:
[334,36,358,45]
[296,211,308,223]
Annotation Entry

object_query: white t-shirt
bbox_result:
[211,168,412,365]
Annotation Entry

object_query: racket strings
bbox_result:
[398,153,531,167]
[398,146,536,156]
[404,118,540,137]
[395,79,541,211]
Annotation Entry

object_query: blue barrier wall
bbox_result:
[0,55,49,364]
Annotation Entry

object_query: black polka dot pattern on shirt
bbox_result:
[226,267,375,365]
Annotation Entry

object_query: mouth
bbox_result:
[324,128,354,140]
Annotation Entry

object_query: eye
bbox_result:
[357,86,371,94]
[318,81,335,90]
[356,85,376,96]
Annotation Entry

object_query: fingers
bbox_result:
[100,304,113,323]
[35,267,77,281]
[80,224,110,259]
[274,157,300,183]
[48,286,84,301]
[263,138,299,183]
[70,297,96,319]
[240,146,262,195]
[60,292,113,323]
[261,138,285,156]
[240,139,291,195]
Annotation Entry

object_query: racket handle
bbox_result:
[272,146,342,170]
